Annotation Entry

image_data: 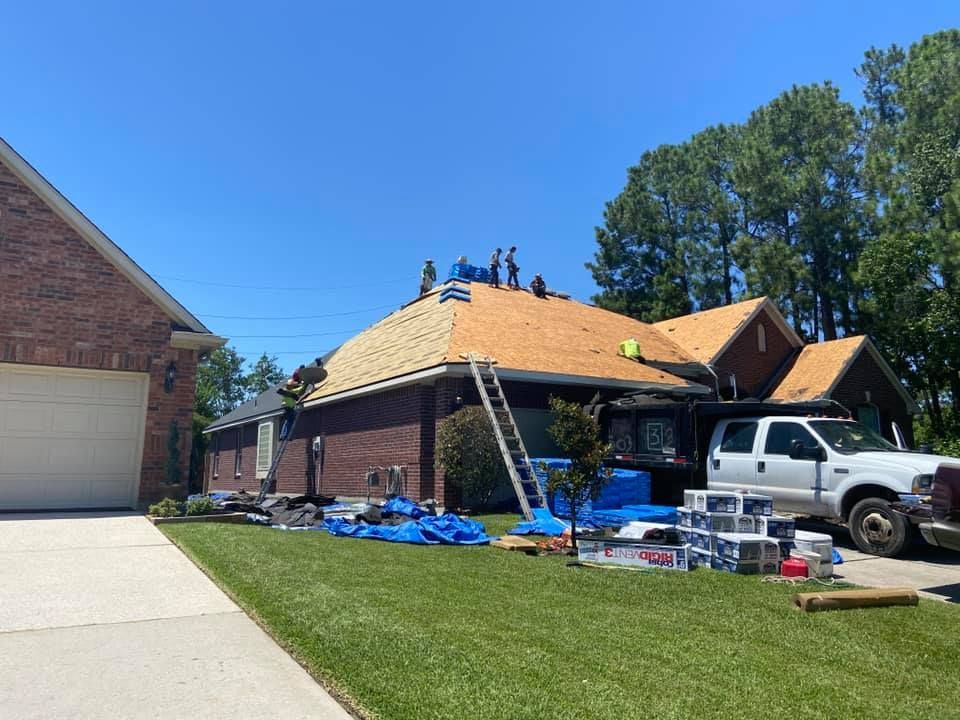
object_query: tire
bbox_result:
[848,497,913,557]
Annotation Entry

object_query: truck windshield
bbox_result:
[808,420,898,454]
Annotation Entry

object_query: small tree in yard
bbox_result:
[436,406,508,510]
[544,396,613,549]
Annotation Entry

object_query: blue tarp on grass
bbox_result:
[323,513,492,545]
[508,508,571,536]
[382,496,430,519]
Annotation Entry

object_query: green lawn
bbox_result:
[163,514,960,720]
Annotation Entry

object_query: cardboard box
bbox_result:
[684,490,738,513]
[711,555,780,575]
[689,547,713,569]
[577,539,690,571]
[676,507,693,528]
[685,528,718,552]
[715,533,780,563]
[733,493,774,516]
[691,511,754,534]
[754,515,796,539]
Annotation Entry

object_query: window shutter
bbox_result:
[256,421,274,479]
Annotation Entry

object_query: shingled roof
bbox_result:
[301,282,708,405]
[654,297,802,364]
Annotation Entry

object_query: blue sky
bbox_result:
[2,1,956,371]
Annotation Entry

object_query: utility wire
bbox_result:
[158,274,417,292]
[197,302,400,321]
[227,327,364,339]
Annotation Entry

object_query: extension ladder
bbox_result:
[255,386,313,505]
[465,353,548,521]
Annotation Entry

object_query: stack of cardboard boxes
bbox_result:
[678,490,797,574]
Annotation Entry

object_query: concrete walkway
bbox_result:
[0,513,352,719]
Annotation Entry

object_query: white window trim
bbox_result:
[212,434,220,478]
[235,427,243,478]
[256,420,275,480]
[757,323,767,353]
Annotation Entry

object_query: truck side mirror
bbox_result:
[789,440,825,461]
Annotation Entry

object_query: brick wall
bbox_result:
[713,309,796,399]
[830,348,915,446]
[0,158,198,505]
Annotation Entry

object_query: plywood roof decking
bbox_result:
[306,290,455,400]
[447,284,702,387]
[767,335,866,402]
[303,282,705,403]
[654,297,768,363]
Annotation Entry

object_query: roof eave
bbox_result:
[170,330,229,351]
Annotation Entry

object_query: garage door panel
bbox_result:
[96,407,142,437]
[4,404,50,434]
[0,365,148,510]
[51,406,96,434]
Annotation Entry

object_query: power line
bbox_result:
[158,274,417,292]
[227,327,364,339]
[197,302,400,321]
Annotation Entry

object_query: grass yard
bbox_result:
[163,514,960,720]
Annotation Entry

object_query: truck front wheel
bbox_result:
[848,497,912,557]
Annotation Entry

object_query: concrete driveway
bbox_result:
[797,519,960,602]
[0,513,352,720]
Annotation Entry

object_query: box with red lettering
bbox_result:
[577,538,691,571]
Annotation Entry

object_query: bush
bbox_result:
[185,497,217,516]
[436,406,509,509]
[148,498,182,518]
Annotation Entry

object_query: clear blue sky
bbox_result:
[2,2,956,372]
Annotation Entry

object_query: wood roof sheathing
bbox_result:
[305,291,455,400]
[654,297,770,364]
[767,336,866,402]
[447,284,702,388]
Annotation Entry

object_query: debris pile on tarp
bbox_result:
[324,513,491,545]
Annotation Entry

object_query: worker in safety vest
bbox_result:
[420,259,437,295]
[277,368,306,440]
[619,338,643,362]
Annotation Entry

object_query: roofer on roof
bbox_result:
[420,258,436,295]
[530,273,546,298]
[504,245,519,289]
[489,248,502,289]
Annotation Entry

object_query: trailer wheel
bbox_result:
[848,497,912,557]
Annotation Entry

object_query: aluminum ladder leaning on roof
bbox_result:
[255,365,328,505]
[464,353,548,521]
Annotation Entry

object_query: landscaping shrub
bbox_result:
[436,406,508,509]
[185,496,217,516]
[148,498,182,518]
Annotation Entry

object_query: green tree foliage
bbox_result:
[589,28,960,445]
[195,346,247,421]
[245,353,285,397]
[543,397,612,548]
[435,406,508,509]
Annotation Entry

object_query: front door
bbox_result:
[755,420,831,514]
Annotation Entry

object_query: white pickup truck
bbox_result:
[707,416,953,557]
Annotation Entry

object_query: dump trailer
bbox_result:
[587,393,847,505]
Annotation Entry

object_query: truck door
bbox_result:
[708,420,759,492]
[755,420,831,514]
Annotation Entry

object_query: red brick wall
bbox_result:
[0,159,198,506]
[830,348,915,446]
[713,309,796,399]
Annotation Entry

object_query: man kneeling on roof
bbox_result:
[277,367,307,440]
[530,273,547,298]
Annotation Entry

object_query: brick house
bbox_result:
[0,138,225,510]
[204,282,711,506]
[206,285,919,506]
[655,299,919,445]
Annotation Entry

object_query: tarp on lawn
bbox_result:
[381,495,430,519]
[323,514,492,545]
[508,508,571,536]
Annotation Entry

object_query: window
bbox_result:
[856,404,881,434]
[764,422,818,455]
[234,428,243,477]
[256,421,275,480]
[809,419,897,454]
[212,434,220,478]
[720,421,758,453]
[757,323,767,353]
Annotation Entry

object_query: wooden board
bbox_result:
[491,535,539,553]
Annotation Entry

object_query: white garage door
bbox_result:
[0,365,148,510]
